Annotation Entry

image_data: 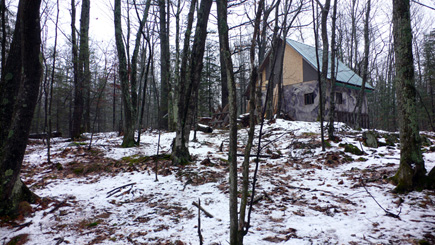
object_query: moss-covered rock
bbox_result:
[55,162,63,170]
[7,234,29,245]
[363,131,378,148]
[342,143,363,155]
[72,167,84,175]
[383,133,399,146]
[418,240,430,245]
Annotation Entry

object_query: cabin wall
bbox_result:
[261,42,285,90]
[280,80,369,125]
[323,84,368,115]
[261,41,304,90]
[281,80,319,121]
[303,60,317,82]
[325,84,370,128]
[282,44,303,86]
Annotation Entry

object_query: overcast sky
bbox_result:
[6,0,432,61]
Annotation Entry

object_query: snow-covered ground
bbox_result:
[1,119,434,244]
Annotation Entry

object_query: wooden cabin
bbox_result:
[257,39,374,128]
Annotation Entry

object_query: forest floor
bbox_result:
[1,119,435,244]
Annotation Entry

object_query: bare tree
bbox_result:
[216,0,238,243]
[46,0,60,164]
[159,0,170,130]
[391,0,434,191]
[114,0,135,147]
[132,0,151,143]
[0,0,7,72]
[114,0,151,147]
[172,0,196,164]
[80,0,91,132]
[353,0,370,129]
[0,0,42,216]
[170,0,183,130]
[239,2,264,243]
[70,0,82,139]
[328,0,338,139]
[265,0,281,119]
[312,0,329,151]
[172,0,212,165]
[256,1,276,120]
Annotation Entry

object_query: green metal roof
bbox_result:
[286,39,374,90]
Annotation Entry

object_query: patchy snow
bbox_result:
[1,119,434,244]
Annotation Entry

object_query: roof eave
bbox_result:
[335,81,375,92]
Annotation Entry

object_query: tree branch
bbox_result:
[192,201,214,218]
[360,178,401,219]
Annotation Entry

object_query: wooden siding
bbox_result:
[282,43,303,86]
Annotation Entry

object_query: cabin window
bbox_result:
[304,92,315,105]
[335,92,343,104]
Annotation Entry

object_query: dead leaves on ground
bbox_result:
[262,228,298,243]
[16,128,435,244]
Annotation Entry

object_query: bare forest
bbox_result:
[0,0,434,244]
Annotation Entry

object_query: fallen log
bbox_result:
[236,153,280,158]
[192,201,214,218]
[252,191,273,204]
[196,123,213,133]
[106,182,136,198]
[29,131,62,139]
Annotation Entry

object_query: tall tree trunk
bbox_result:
[172,0,182,130]
[328,0,338,139]
[159,0,170,130]
[1,0,6,72]
[184,0,212,148]
[138,41,152,144]
[47,0,60,164]
[132,0,151,141]
[319,0,330,151]
[219,39,228,109]
[114,0,136,147]
[0,0,42,216]
[348,0,356,69]
[172,0,196,165]
[256,3,273,121]
[265,2,281,119]
[71,0,82,139]
[79,0,90,133]
[354,0,370,129]
[276,1,288,118]
[172,0,212,165]
[216,0,238,243]
[238,1,263,243]
[391,0,427,192]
